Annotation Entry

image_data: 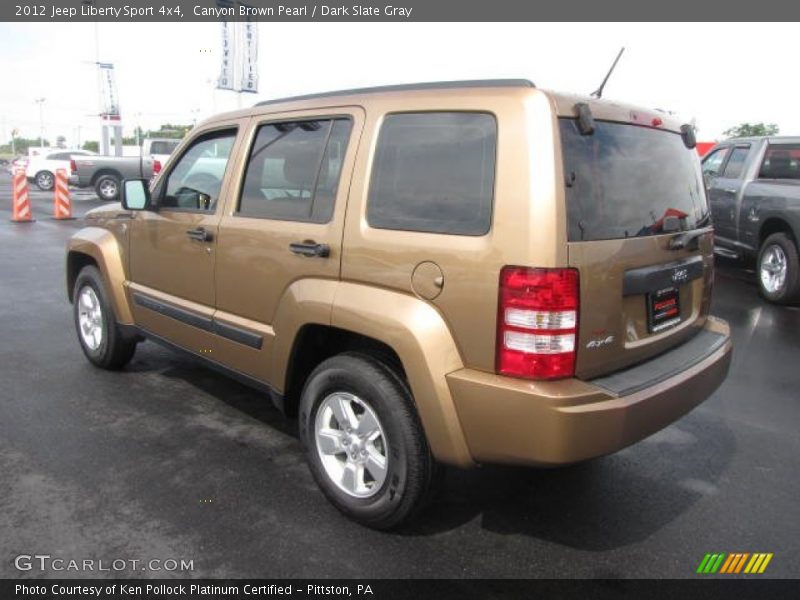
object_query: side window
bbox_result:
[701,147,730,178]
[721,146,750,179]
[161,129,237,211]
[367,112,497,236]
[238,118,352,223]
[759,144,800,180]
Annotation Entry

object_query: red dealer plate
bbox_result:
[647,287,681,333]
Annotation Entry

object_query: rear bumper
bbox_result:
[447,316,732,466]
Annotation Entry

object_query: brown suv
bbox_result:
[66,80,732,529]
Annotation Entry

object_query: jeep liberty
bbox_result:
[66,80,732,528]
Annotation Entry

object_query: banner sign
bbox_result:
[98,62,121,120]
[240,21,259,93]
[217,21,236,90]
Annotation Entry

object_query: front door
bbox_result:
[211,108,364,386]
[128,125,242,355]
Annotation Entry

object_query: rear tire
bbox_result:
[95,174,121,201]
[757,232,800,304]
[73,266,137,369]
[299,353,437,529]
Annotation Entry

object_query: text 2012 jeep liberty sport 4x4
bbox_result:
[67,80,732,529]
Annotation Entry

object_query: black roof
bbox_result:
[255,79,535,107]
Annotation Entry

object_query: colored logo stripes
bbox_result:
[696,552,773,574]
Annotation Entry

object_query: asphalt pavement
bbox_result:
[0,169,798,579]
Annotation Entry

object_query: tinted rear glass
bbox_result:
[759,144,800,180]
[560,119,708,241]
[367,112,496,236]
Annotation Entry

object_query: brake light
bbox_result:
[153,159,162,175]
[496,267,579,380]
[70,159,77,174]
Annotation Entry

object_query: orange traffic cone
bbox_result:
[53,168,75,220]
[11,169,34,223]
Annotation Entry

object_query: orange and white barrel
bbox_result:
[53,168,74,220]
[11,169,34,223]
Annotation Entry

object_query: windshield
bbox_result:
[559,118,709,242]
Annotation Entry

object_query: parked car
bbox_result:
[70,138,179,201]
[25,149,96,190]
[8,156,29,175]
[702,136,800,303]
[66,80,732,528]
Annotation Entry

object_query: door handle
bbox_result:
[289,240,330,258]
[186,227,214,242]
[724,188,738,194]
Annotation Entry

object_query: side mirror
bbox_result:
[680,124,697,149]
[122,179,151,211]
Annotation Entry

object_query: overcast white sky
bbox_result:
[0,21,796,147]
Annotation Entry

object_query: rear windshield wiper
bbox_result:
[669,225,712,250]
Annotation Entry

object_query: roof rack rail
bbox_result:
[255,79,535,107]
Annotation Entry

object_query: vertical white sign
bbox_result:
[217,21,236,90]
[240,21,259,93]
[98,63,121,119]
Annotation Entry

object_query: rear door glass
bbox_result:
[560,119,708,241]
[759,144,800,180]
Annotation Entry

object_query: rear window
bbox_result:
[560,119,709,242]
[367,112,496,236]
[150,140,180,155]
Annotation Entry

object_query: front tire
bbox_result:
[73,266,137,369]
[35,170,54,191]
[299,353,436,529]
[95,174,121,201]
[757,232,800,304]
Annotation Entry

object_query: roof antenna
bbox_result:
[591,47,625,99]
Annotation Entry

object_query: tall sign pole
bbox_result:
[97,63,123,156]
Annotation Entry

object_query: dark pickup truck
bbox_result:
[703,136,800,303]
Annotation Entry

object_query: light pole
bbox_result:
[35,97,46,148]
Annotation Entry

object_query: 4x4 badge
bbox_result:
[672,268,689,283]
[587,335,615,349]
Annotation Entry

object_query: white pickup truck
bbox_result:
[70,138,181,201]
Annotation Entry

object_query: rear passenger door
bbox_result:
[707,144,751,242]
[211,108,363,384]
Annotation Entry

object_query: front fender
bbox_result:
[66,227,132,324]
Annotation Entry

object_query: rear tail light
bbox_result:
[70,159,77,174]
[496,266,579,380]
[153,159,162,175]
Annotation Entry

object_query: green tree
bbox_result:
[82,141,99,153]
[723,122,780,138]
[148,123,192,139]
[0,137,49,155]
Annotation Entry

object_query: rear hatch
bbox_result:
[559,114,714,380]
